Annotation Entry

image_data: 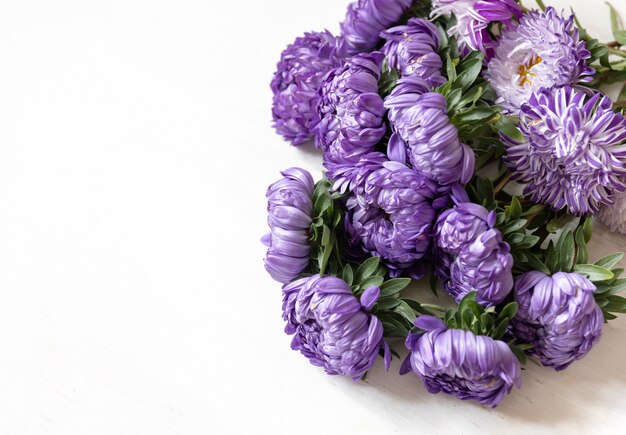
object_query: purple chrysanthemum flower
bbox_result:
[502,86,626,215]
[325,151,389,194]
[271,31,346,145]
[315,52,387,173]
[381,18,446,87]
[385,77,475,186]
[401,316,521,408]
[262,168,314,283]
[431,0,522,58]
[345,161,442,277]
[434,191,514,306]
[446,229,515,306]
[510,271,604,371]
[283,275,390,380]
[340,0,414,55]
[485,7,594,112]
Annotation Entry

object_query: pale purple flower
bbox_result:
[283,275,390,380]
[431,0,521,57]
[485,7,594,112]
[502,86,626,215]
[434,191,514,307]
[315,52,387,174]
[345,161,442,278]
[446,229,515,306]
[381,18,445,87]
[401,316,521,408]
[271,31,346,145]
[510,271,604,371]
[340,0,414,55]
[325,151,389,194]
[598,191,626,234]
[385,77,475,186]
[262,168,314,283]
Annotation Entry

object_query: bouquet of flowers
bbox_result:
[264,0,626,407]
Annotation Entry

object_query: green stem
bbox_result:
[494,173,512,195]
[609,47,626,58]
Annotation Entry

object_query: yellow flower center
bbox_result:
[518,55,542,86]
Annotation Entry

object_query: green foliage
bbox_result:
[308,177,344,276]
[378,61,400,98]
[607,2,626,45]
[416,293,528,363]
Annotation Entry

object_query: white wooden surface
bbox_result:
[0,0,625,433]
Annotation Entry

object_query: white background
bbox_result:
[1,0,626,433]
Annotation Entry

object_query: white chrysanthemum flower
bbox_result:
[485,7,594,112]
[598,192,626,234]
[431,0,521,56]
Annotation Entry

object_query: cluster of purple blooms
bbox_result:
[265,0,626,408]
[434,188,514,307]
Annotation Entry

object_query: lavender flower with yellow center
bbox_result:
[485,7,594,112]
[502,86,626,215]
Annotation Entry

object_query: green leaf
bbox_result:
[604,311,618,321]
[453,57,483,91]
[354,257,381,283]
[546,242,560,274]
[524,251,551,275]
[457,83,486,108]
[535,0,547,11]
[359,275,385,290]
[507,197,522,222]
[480,313,494,334]
[379,278,411,298]
[393,300,417,323]
[582,216,594,243]
[501,219,527,235]
[494,115,524,143]
[314,192,332,216]
[556,229,575,272]
[509,342,528,364]
[575,227,588,265]
[514,235,541,250]
[378,63,400,98]
[595,252,624,270]
[446,53,457,81]
[491,318,510,340]
[321,224,331,247]
[573,264,614,282]
[498,302,519,323]
[604,295,626,313]
[342,264,354,286]
[607,2,626,45]
[318,231,335,275]
[402,298,431,315]
[376,298,402,310]
[595,278,626,296]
